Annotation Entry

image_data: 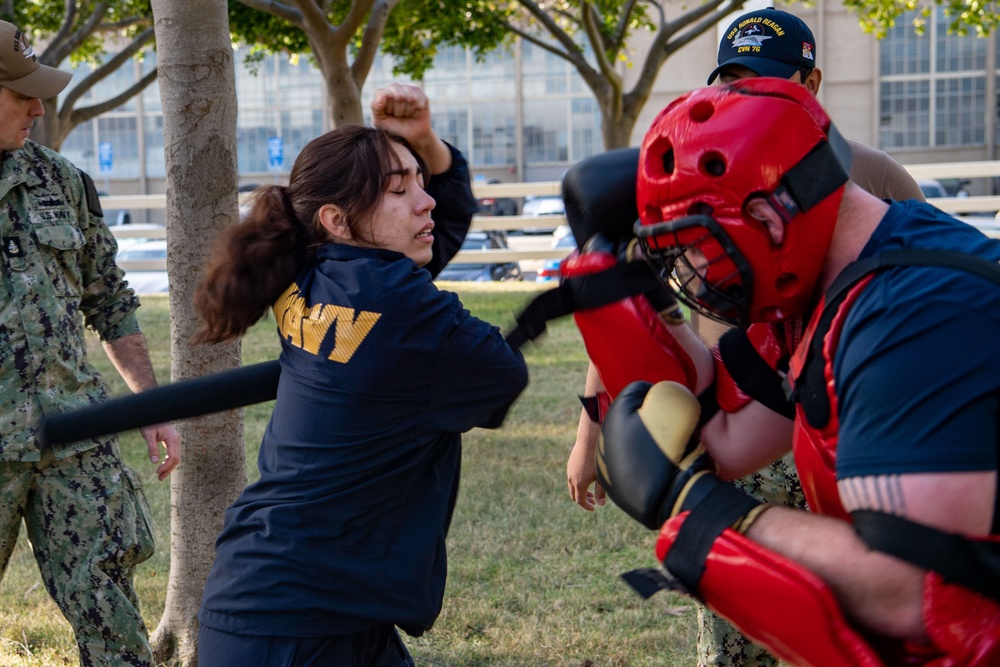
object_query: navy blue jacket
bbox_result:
[199,151,528,638]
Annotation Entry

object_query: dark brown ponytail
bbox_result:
[192,125,425,344]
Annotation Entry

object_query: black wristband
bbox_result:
[579,395,601,423]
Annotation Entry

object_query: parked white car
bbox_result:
[520,195,565,234]
[918,179,948,199]
[117,239,169,293]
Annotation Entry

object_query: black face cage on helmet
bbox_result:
[635,214,754,328]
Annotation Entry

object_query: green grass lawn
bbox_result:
[0,283,698,666]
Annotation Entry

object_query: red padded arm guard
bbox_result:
[654,518,1000,666]
[655,514,884,666]
[563,251,697,399]
[919,570,1000,666]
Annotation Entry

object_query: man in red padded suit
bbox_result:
[591,77,1000,665]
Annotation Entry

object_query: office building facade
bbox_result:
[59,1,1000,213]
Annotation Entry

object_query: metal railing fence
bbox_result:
[108,161,1000,272]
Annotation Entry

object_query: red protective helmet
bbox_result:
[635,78,852,328]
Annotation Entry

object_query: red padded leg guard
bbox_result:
[656,515,884,667]
[562,252,697,398]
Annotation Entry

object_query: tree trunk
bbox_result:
[147,2,245,665]
[599,104,639,150]
[324,61,365,128]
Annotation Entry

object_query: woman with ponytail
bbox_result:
[194,84,528,667]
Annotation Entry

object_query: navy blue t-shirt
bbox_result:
[833,200,1000,479]
[199,186,527,638]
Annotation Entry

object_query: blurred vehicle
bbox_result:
[918,179,948,199]
[476,179,518,217]
[437,231,522,282]
[535,229,577,283]
[939,178,971,197]
[97,190,132,226]
[116,239,169,293]
[520,195,565,234]
[928,178,997,220]
[112,223,166,254]
[238,183,260,220]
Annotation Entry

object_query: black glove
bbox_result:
[596,380,713,529]
[597,380,763,532]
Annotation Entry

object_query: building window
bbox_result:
[236,110,280,175]
[521,41,600,165]
[60,119,97,177]
[935,77,986,145]
[570,97,601,161]
[144,114,165,178]
[880,80,931,148]
[63,38,604,185]
[879,7,988,149]
[429,104,470,155]
[471,102,516,166]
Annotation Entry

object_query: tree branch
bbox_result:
[661,0,734,41]
[649,0,665,25]
[352,0,400,88]
[503,22,572,61]
[630,0,741,107]
[98,17,155,32]
[581,2,621,90]
[611,0,641,47]
[59,26,156,118]
[515,0,586,63]
[551,7,582,28]
[331,0,376,39]
[65,68,158,133]
[585,2,614,53]
[236,0,304,27]
[44,0,91,64]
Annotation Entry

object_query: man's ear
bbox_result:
[746,198,786,246]
[803,67,823,95]
[318,204,351,241]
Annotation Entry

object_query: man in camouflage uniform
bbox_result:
[0,20,181,666]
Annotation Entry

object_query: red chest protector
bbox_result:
[786,277,872,521]
[784,250,1000,665]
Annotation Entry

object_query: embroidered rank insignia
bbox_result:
[4,237,23,257]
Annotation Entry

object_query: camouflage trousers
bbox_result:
[696,450,808,667]
[0,440,156,667]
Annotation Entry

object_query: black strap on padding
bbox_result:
[662,482,762,597]
[717,328,795,419]
[853,510,1000,604]
[79,170,104,218]
[578,395,601,423]
[767,125,853,222]
[785,125,852,214]
[504,260,662,348]
[797,248,1000,430]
